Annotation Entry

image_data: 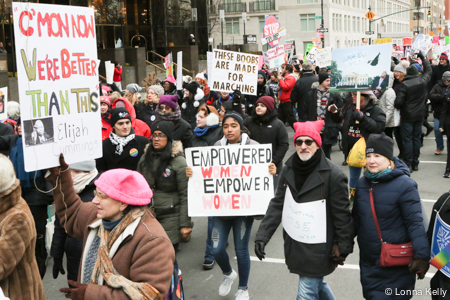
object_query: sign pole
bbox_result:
[321,0,325,48]
[368,6,372,45]
[356,92,361,124]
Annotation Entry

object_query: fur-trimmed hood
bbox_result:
[311,81,320,89]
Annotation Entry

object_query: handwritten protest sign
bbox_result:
[209,49,258,96]
[13,3,101,171]
[185,145,274,217]
[207,51,213,77]
[282,187,327,244]
[267,45,285,69]
[330,43,391,93]
[176,51,182,90]
[105,60,114,84]
[305,46,319,61]
[0,87,7,120]
[313,47,332,68]
[412,34,433,55]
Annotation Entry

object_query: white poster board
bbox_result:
[0,87,7,120]
[412,34,433,55]
[305,47,319,61]
[13,3,101,171]
[267,45,285,69]
[105,60,114,84]
[282,187,327,244]
[207,51,213,79]
[185,145,274,217]
[209,49,258,96]
[176,51,183,90]
[315,47,332,68]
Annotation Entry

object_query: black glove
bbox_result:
[53,257,65,279]
[417,51,424,60]
[232,89,242,102]
[352,110,365,121]
[255,241,266,261]
[408,256,429,279]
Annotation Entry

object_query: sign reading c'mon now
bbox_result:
[263,15,281,48]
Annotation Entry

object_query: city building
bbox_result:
[207,0,411,54]
[409,0,445,37]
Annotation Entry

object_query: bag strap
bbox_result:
[369,188,384,242]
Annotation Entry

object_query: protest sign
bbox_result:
[285,39,295,63]
[446,36,450,45]
[185,145,274,217]
[164,52,173,78]
[305,46,319,61]
[258,55,264,70]
[267,45,285,69]
[330,43,391,93]
[412,34,433,55]
[141,72,158,89]
[304,43,314,60]
[209,49,258,95]
[374,37,393,44]
[176,51,182,90]
[13,2,101,172]
[262,15,283,47]
[314,47,332,68]
[430,214,450,277]
[207,51,213,77]
[0,87,7,120]
[104,61,114,84]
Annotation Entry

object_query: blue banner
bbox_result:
[431,214,450,277]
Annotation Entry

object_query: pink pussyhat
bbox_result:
[293,120,325,147]
[95,169,153,205]
[165,75,176,85]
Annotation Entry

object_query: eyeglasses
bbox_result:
[152,133,167,139]
[159,105,171,112]
[94,190,109,201]
[295,139,314,146]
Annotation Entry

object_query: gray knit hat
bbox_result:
[443,71,450,81]
[70,160,96,172]
[148,85,164,97]
[126,83,143,94]
[393,63,407,74]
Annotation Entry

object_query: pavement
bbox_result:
[43,119,448,299]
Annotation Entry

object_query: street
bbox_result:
[43,121,447,299]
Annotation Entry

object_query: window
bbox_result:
[300,14,315,31]
[352,16,356,32]
[344,15,347,31]
[298,0,318,3]
[332,13,336,30]
[226,18,240,34]
[259,16,265,33]
[338,14,342,31]
[357,17,361,32]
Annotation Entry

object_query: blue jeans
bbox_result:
[212,216,254,290]
[204,217,215,261]
[348,166,362,189]
[434,118,448,151]
[401,120,422,166]
[297,276,336,300]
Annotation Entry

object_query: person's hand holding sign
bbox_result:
[186,166,193,177]
[268,162,276,175]
[180,227,192,242]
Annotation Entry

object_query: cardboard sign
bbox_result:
[0,87,7,120]
[13,2,101,171]
[282,187,327,244]
[105,60,114,84]
[305,47,319,61]
[374,37,393,44]
[412,34,433,55]
[314,47,332,68]
[209,49,258,96]
[176,51,183,90]
[141,72,158,89]
[267,45,285,69]
[185,145,274,217]
[330,43,392,93]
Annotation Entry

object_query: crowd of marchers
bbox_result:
[1,50,450,300]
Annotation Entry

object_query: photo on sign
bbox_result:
[0,87,7,120]
[330,43,391,93]
[23,117,54,147]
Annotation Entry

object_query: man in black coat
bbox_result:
[96,107,149,172]
[429,71,450,155]
[370,71,388,91]
[290,61,318,121]
[0,122,14,155]
[428,53,450,92]
[305,72,343,159]
[254,120,353,299]
[394,51,432,172]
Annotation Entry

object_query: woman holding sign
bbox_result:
[187,111,276,300]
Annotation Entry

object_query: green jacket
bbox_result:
[137,141,192,244]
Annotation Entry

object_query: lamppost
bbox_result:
[321,0,324,48]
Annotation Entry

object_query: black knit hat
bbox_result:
[319,72,330,85]
[109,107,131,127]
[222,111,244,129]
[366,132,394,160]
[185,82,199,95]
[151,120,174,142]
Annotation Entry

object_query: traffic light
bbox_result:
[428,10,431,18]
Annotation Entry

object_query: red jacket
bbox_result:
[279,73,297,103]
[113,66,122,82]
[112,98,151,139]
[101,115,112,140]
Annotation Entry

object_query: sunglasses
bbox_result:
[152,133,167,139]
[295,139,314,146]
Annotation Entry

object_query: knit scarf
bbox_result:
[364,167,393,181]
[155,105,181,121]
[109,132,135,155]
[218,132,249,146]
[72,169,99,194]
[10,136,40,188]
[291,150,322,192]
[194,124,218,137]
[90,207,163,300]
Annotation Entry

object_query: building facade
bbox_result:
[207,0,410,54]
[409,0,445,37]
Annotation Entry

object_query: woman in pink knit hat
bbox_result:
[46,155,175,300]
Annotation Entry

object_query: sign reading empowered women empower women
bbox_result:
[13,3,101,171]
[208,49,258,96]
[185,145,274,217]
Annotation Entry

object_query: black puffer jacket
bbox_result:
[290,72,318,119]
[244,110,289,171]
[394,53,432,122]
[330,95,386,157]
[305,83,343,145]
[0,123,13,156]
[256,151,354,277]
[429,80,449,120]
[429,63,450,92]
[135,101,158,128]
[50,175,98,281]
[180,97,206,129]
[189,125,223,148]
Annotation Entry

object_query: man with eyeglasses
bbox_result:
[255,120,353,300]
[96,107,149,173]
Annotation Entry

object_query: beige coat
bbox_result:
[0,180,45,300]
[52,168,175,299]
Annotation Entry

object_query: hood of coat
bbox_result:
[112,98,137,123]
[364,156,410,183]
[251,109,278,123]
[171,140,183,157]
[0,179,21,214]
[311,81,320,89]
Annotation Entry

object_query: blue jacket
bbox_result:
[353,157,430,299]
